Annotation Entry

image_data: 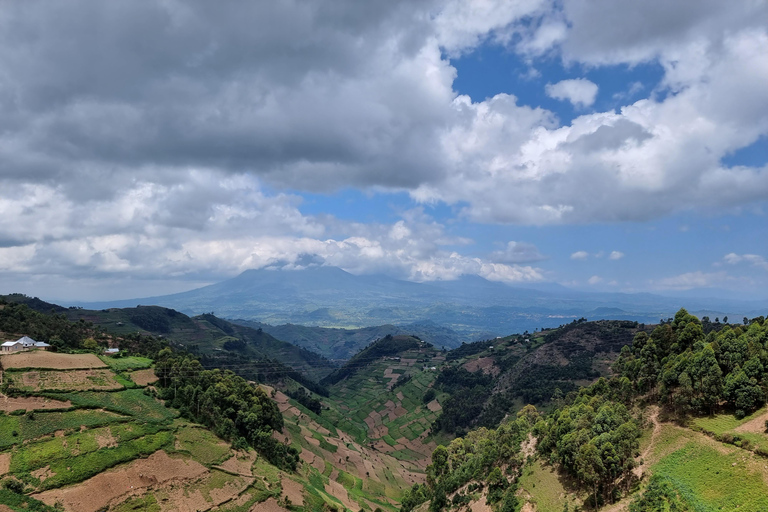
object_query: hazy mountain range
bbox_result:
[70,266,768,344]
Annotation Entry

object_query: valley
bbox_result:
[2,295,768,512]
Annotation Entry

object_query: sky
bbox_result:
[0,0,767,302]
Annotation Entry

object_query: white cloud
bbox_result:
[570,251,589,260]
[724,253,768,271]
[587,275,603,285]
[545,78,599,108]
[609,251,625,260]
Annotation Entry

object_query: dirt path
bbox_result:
[632,406,661,480]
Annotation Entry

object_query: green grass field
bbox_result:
[98,355,154,371]
[653,439,768,511]
[54,389,177,422]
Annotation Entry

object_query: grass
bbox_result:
[54,389,177,422]
[36,431,175,490]
[99,355,153,371]
[652,439,768,511]
[692,407,767,435]
[10,422,167,474]
[517,459,578,512]
[112,494,161,512]
[174,426,232,465]
[0,409,129,447]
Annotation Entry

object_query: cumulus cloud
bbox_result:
[0,0,766,296]
[545,79,599,107]
[587,275,603,285]
[571,251,589,260]
[609,251,625,260]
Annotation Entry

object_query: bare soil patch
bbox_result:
[32,465,53,483]
[19,369,121,392]
[0,395,71,412]
[426,399,442,412]
[0,452,10,476]
[129,368,158,386]
[281,476,305,506]
[155,470,251,512]
[521,433,537,459]
[463,357,500,376]
[95,430,117,449]
[736,411,768,434]
[0,351,106,370]
[34,450,207,512]
[216,452,256,477]
[250,497,290,512]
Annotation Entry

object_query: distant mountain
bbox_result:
[73,266,768,347]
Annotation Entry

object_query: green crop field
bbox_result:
[54,389,177,422]
[0,409,129,447]
[98,355,154,371]
[173,426,232,465]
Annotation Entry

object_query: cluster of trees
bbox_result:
[0,299,96,350]
[154,351,299,470]
[615,308,768,418]
[535,379,640,506]
[432,366,493,435]
[286,386,323,415]
[402,408,537,512]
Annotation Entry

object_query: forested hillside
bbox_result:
[406,310,768,512]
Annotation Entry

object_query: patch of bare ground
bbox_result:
[0,395,71,412]
[250,497,290,512]
[520,502,537,512]
[0,452,10,476]
[281,477,305,506]
[33,450,207,512]
[0,505,15,512]
[155,470,252,512]
[326,478,359,511]
[736,410,768,434]
[129,368,158,386]
[426,399,442,412]
[32,465,53,483]
[469,491,493,512]
[521,433,537,459]
[95,430,117,449]
[0,352,106,370]
[463,357,500,377]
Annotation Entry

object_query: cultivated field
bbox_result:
[16,369,122,392]
[0,351,106,370]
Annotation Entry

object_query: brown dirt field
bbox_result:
[34,450,208,512]
[736,410,768,433]
[326,479,359,511]
[426,399,442,412]
[0,351,106,370]
[282,477,305,506]
[0,452,10,476]
[95,430,117,449]
[463,357,500,376]
[19,369,122,392]
[250,497,290,512]
[0,395,71,412]
[129,368,158,386]
[0,506,15,512]
[469,492,493,512]
[155,470,252,512]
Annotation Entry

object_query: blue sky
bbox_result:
[0,0,766,301]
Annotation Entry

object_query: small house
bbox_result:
[1,340,23,353]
